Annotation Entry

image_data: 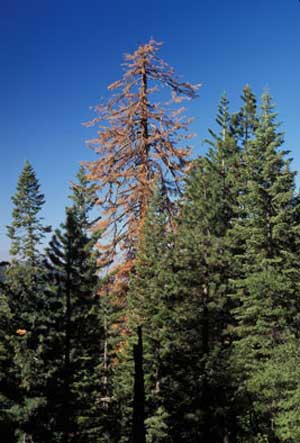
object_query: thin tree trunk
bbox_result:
[131,326,146,443]
[140,57,150,222]
[202,287,210,442]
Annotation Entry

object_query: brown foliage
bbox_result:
[85,39,200,274]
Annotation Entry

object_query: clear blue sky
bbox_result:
[0,0,299,259]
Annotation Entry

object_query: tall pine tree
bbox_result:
[113,186,175,442]
[85,39,199,293]
[4,161,51,442]
[229,91,299,442]
[37,168,104,443]
[167,93,243,442]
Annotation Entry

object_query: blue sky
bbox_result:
[0,0,299,259]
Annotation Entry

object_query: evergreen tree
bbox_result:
[69,165,99,231]
[231,84,258,149]
[1,81,299,443]
[114,186,174,442]
[205,92,242,232]
[229,91,299,442]
[120,95,243,443]
[7,160,50,273]
[166,94,243,442]
[4,162,51,442]
[35,170,104,442]
[84,41,200,436]
[6,161,50,318]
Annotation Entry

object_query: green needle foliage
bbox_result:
[38,168,104,443]
[69,165,99,230]
[168,93,243,442]
[231,85,258,149]
[1,84,299,443]
[3,162,51,442]
[114,185,174,443]
[7,160,51,270]
[229,91,300,442]
[0,284,16,442]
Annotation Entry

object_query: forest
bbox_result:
[1,40,300,443]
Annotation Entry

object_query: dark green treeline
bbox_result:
[0,88,300,443]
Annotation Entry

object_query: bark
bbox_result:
[131,326,146,443]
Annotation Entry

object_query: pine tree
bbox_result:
[121,95,243,442]
[85,39,200,285]
[7,160,50,273]
[113,186,175,442]
[231,84,258,150]
[69,165,99,231]
[229,91,299,441]
[84,41,200,412]
[205,92,242,233]
[166,94,243,442]
[6,161,50,319]
[4,162,51,442]
[35,170,104,442]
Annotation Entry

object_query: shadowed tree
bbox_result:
[37,169,104,443]
[131,326,146,443]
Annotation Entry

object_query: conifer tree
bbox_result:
[205,93,242,231]
[84,41,200,407]
[4,162,51,442]
[36,170,104,443]
[69,165,99,231]
[6,161,50,319]
[120,95,243,442]
[85,39,200,284]
[231,84,258,149]
[229,91,299,441]
[113,185,175,442]
[7,160,50,273]
[70,167,122,442]
[167,94,243,442]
